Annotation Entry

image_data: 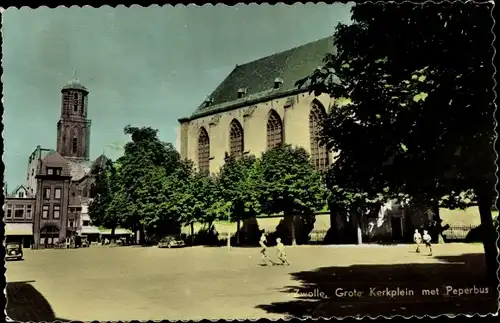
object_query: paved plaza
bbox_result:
[6,243,498,321]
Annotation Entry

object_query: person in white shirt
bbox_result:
[259,235,273,265]
[413,229,422,253]
[276,238,290,265]
[422,230,433,256]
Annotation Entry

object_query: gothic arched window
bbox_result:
[309,101,329,171]
[198,127,210,173]
[229,119,244,158]
[266,110,283,149]
[72,138,78,154]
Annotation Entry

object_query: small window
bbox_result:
[53,205,61,219]
[74,103,78,112]
[44,188,51,199]
[6,206,12,218]
[55,188,62,199]
[42,205,49,219]
[14,206,24,218]
[26,205,33,219]
[74,93,78,100]
[69,220,74,227]
[83,220,90,226]
[47,168,54,175]
[31,169,34,176]
[55,168,62,176]
[72,138,78,153]
[18,191,24,198]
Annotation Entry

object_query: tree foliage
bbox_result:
[299,2,495,209]
[298,2,496,277]
[88,159,123,238]
[256,145,327,216]
[219,154,261,221]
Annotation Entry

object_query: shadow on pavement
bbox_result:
[256,253,499,318]
[6,280,71,322]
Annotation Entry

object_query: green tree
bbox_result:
[257,145,327,245]
[299,3,496,278]
[219,154,261,244]
[88,159,123,242]
[117,125,185,242]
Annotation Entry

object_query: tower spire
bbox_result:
[73,68,78,80]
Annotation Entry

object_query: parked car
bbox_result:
[117,237,130,246]
[5,242,23,261]
[158,235,185,248]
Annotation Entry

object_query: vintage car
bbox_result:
[5,242,23,261]
[158,235,185,248]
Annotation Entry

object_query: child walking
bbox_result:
[413,229,422,253]
[259,234,273,265]
[422,230,433,256]
[276,238,290,265]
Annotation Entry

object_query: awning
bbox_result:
[99,228,133,235]
[81,226,101,235]
[5,223,33,236]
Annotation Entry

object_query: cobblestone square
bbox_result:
[6,243,498,321]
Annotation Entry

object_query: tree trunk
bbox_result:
[291,214,297,246]
[111,227,116,244]
[190,222,194,246]
[354,212,363,245]
[477,192,498,283]
[236,218,241,245]
[431,204,444,244]
[139,225,145,245]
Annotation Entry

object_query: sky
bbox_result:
[2,3,352,189]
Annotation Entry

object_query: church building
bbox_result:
[177,36,437,243]
[5,77,106,248]
[177,36,337,173]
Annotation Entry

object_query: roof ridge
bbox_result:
[190,35,335,117]
[236,35,332,68]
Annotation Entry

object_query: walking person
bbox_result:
[422,230,433,256]
[259,234,273,266]
[413,229,422,253]
[276,238,290,266]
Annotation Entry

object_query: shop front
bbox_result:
[5,222,34,248]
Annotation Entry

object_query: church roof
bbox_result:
[91,154,109,170]
[62,77,88,92]
[190,36,335,119]
[66,159,93,181]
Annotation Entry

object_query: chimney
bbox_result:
[237,88,247,98]
[274,77,283,89]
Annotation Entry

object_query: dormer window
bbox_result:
[204,97,214,108]
[237,88,247,99]
[18,191,24,198]
[47,167,62,176]
[274,77,283,89]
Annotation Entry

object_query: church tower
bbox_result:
[56,75,92,160]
